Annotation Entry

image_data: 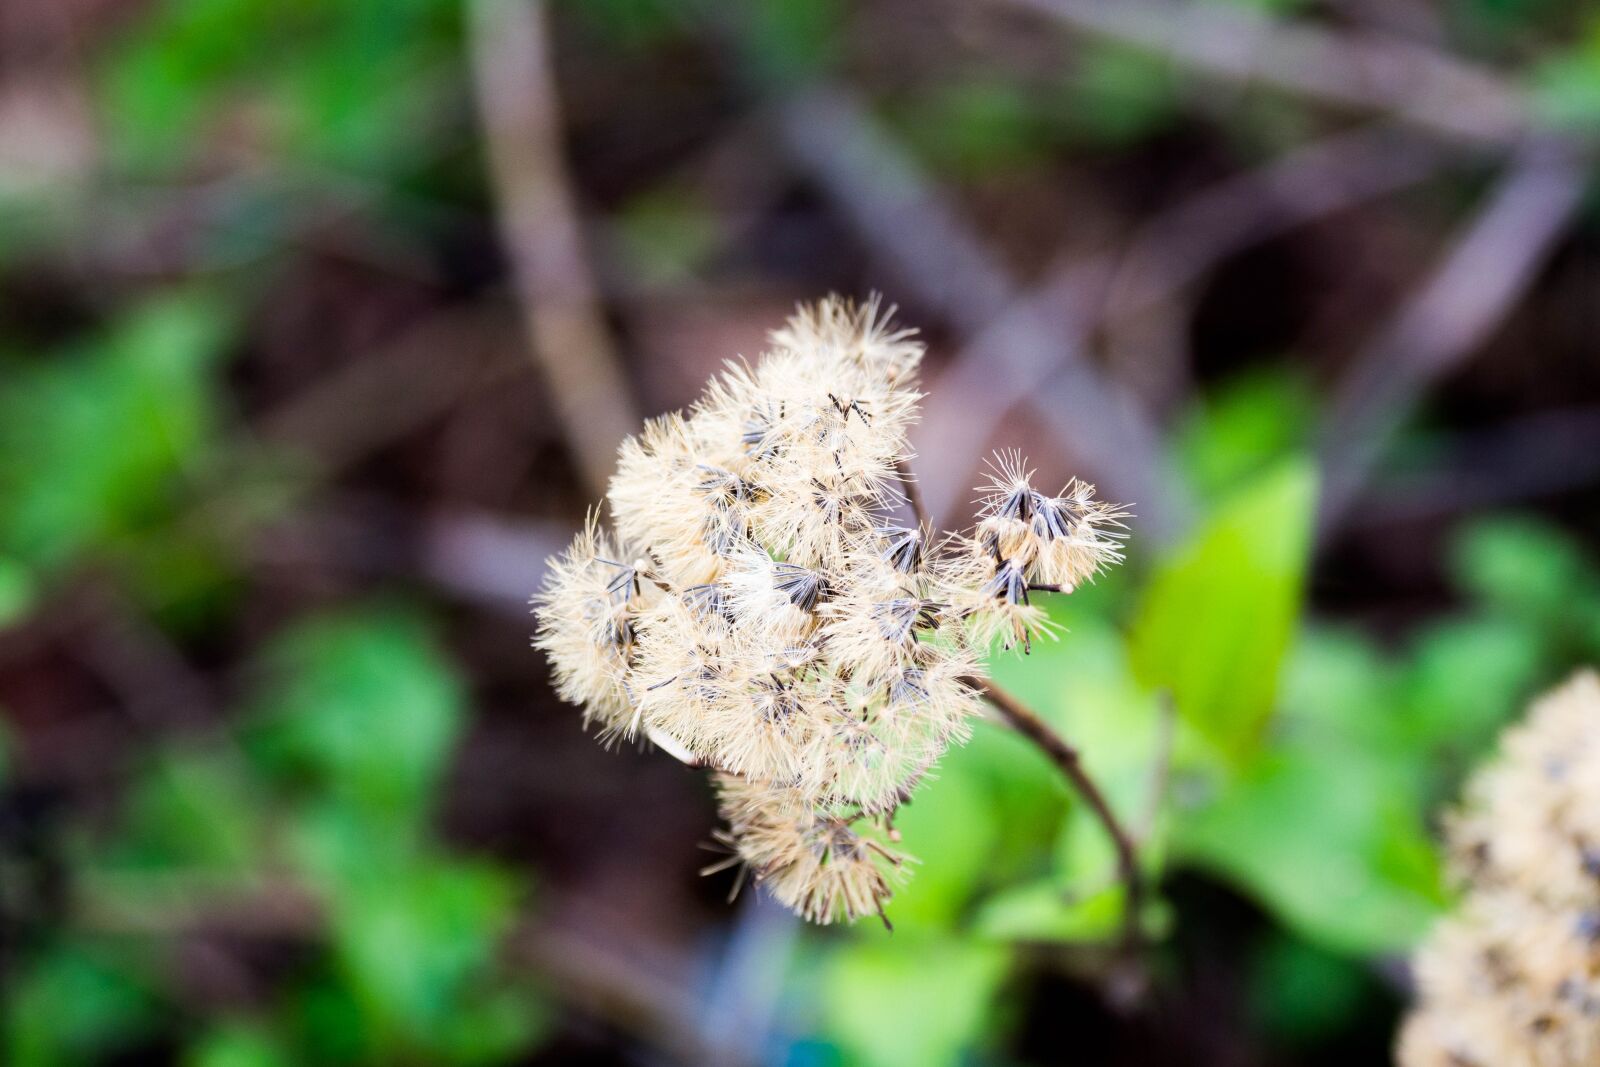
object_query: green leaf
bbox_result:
[1174,738,1444,955]
[1059,43,1178,147]
[1281,627,1401,750]
[4,942,159,1067]
[987,607,1165,813]
[186,1024,290,1067]
[289,977,371,1065]
[972,878,1123,942]
[1174,371,1316,499]
[246,605,463,829]
[1532,34,1600,130]
[99,0,460,179]
[113,751,262,871]
[822,938,1009,1067]
[433,985,551,1066]
[1401,616,1545,758]
[327,861,526,1057]
[1129,458,1317,765]
[886,750,1002,929]
[1450,515,1599,629]
[0,295,232,570]
[0,555,36,626]
[982,607,1168,934]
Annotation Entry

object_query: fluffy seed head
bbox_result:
[1400,671,1600,1067]
[534,297,1126,924]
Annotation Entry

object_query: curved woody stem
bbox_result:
[969,677,1146,958]
[896,457,1146,960]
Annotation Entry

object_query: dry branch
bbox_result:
[1005,0,1530,147]
[467,0,638,501]
[1319,140,1589,529]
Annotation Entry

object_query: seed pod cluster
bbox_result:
[1400,670,1600,1066]
[534,297,1126,924]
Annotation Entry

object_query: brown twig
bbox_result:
[257,305,518,470]
[775,92,1466,545]
[1318,139,1589,532]
[922,120,1456,536]
[1004,0,1530,147]
[968,676,1146,959]
[1100,123,1456,328]
[1349,406,1600,527]
[770,85,1182,539]
[467,0,638,501]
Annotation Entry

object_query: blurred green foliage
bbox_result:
[1531,15,1600,129]
[100,0,462,179]
[1131,457,1316,765]
[4,0,1597,1062]
[9,295,1593,1061]
[7,607,548,1066]
[0,296,232,573]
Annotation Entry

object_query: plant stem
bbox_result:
[969,675,1145,956]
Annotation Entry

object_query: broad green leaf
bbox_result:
[4,942,159,1067]
[433,985,552,1066]
[246,605,463,827]
[327,861,523,1057]
[1130,458,1317,765]
[186,1024,290,1067]
[289,977,371,1065]
[1402,616,1545,758]
[987,607,1165,816]
[1450,515,1599,630]
[113,751,261,871]
[887,750,1002,929]
[286,798,420,889]
[1174,371,1315,498]
[1282,627,1401,750]
[984,604,1168,933]
[99,0,460,178]
[1174,738,1444,955]
[822,938,1009,1067]
[0,295,231,570]
[973,878,1123,942]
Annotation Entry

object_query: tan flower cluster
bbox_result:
[1399,670,1600,1067]
[534,297,1126,925]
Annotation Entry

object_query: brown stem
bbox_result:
[467,0,638,502]
[969,676,1145,957]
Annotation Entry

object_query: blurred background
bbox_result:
[0,0,1597,1063]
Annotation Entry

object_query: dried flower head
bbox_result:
[533,296,1127,924]
[1399,670,1600,1066]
